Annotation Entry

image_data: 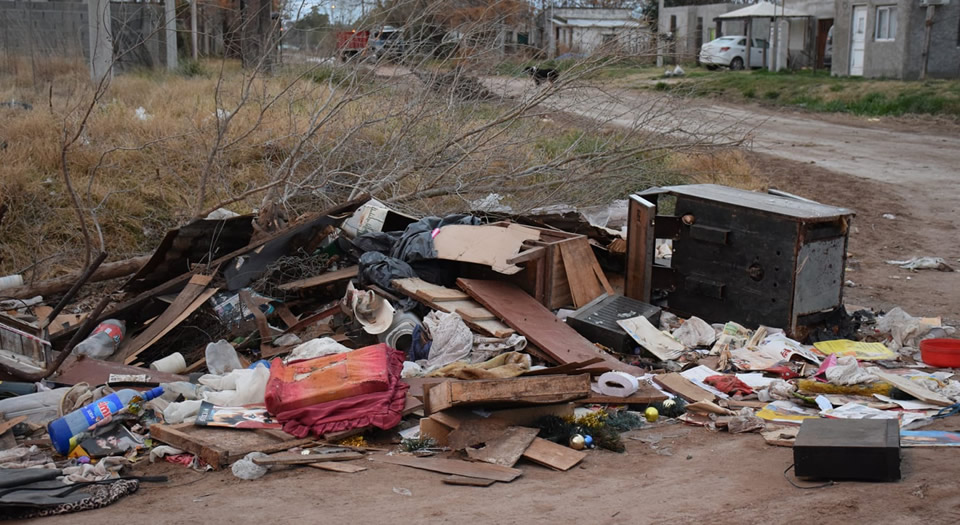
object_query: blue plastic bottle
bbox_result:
[47,386,163,455]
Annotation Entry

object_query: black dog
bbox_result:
[524,66,559,86]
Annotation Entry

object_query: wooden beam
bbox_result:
[624,195,656,302]
[277,266,359,291]
[424,374,590,414]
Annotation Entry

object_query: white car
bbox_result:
[699,36,768,70]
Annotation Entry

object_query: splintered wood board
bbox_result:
[116,274,215,364]
[456,278,644,375]
[465,426,540,467]
[253,451,364,465]
[873,370,953,407]
[522,437,586,471]
[425,374,591,414]
[370,454,522,482]
[392,277,513,337]
[558,238,612,308]
[149,423,314,470]
[277,266,359,291]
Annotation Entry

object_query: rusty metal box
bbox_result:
[625,184,854,336]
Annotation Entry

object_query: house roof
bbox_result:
[551,18,641,28]
[718,1,811,19]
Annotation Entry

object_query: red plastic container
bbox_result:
[920,339,960,368]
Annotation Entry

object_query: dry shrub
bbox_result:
[667,149,767,191]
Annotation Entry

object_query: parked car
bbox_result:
[824,25,834,69]
[699,36,769,70]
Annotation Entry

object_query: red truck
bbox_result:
[336,30,369,61]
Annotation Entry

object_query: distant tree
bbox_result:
[292,6,331,30]
[640,0,658,32]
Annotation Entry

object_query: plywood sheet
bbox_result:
[521,437,586,471]
[434,224,540,275]
[393,277,513,337]
[465,426,540,467]
[370,454,522,482]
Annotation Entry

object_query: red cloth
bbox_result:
[704,375,754,396]
[273,347,409,438]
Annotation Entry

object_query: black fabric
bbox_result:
[0,478,140,519]
[0,468,61,489]
[357,252,418,311]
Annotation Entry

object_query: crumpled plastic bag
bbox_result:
[60,456,126,484]
[885,256,954,271]
[759,379,796,402]
[824,355,879,385]
[423,311,472,371]
[162,400,203,424]
[727,407,765,434]
[283,337,352,364]
[149,445,185,463]
[673,316,717,348]
[232,452,269,480]
[875,307,939,354]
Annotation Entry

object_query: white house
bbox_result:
[544,8,651,58]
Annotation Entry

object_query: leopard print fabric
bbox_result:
[2,479,139,520]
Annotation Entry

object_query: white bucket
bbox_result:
[149,352,187,374]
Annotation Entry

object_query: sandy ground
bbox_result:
[28,72,960,524]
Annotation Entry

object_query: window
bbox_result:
[875,6,897,41]
[737,38,746,46]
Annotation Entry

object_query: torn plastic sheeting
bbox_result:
[357,252,418,310]
[885,256,954,271]
[672,316,716,348]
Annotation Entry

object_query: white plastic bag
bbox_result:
[232,452,269,480]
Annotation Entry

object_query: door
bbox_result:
[849,7,866,76]
[816,18,833,69]
[751,39,766,67]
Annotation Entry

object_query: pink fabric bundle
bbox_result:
[270,346,409,438]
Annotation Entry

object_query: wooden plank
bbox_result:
[465,426,540,467]
[277,266,359,291]
[414,287,470,303]
[370,455,522,482]
[579,387,668,405]
[653,373,716,403]
[443,475,496,487]
[873,370,953,407]
[253,451,364,465]
[149,423,314,470]
[456,279,644,376]
[624,195,656,302]
[559,239,607,308]
[420,417,455,447]
[308,461,368,473]
[115,274,215,364]
[425,374,591,414]
[522,358,604,376]
[275,305,300,329]
[522,437,586,471]
[393,278,513,338]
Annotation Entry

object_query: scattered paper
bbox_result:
[813,339,896,361]
[821,402,900,421]
[873,394,943,411]
[736,373,775,389]
[680,365,729,399]
[814,395,833,412]
[730,333,822,371]
[756,401,820,424]
[617,315,684,361]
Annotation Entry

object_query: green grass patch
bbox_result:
[635,67,960,118]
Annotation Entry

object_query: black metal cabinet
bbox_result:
[626,184,854,336]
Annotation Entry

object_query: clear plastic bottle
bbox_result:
[72,319,126,359]
[47,386,163,454]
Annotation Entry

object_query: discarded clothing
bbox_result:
[0,477,139,520]
[704,375,754,396]
[427,352,532,380]
[423,311,473,372]
[284,337,352,364]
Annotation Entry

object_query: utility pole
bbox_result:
[919,5,936,80]
[164,0,178,70]
[87,0,112,82]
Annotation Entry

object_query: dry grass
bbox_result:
[667,149,767,191]
[0,58,764,283]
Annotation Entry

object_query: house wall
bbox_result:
[658,1,742,61]
[547,7,649,57]
[833,0,960,78]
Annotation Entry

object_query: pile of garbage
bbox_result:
[0,188,957,517]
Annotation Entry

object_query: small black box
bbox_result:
[794,419,900,482]
[566,294,661,354]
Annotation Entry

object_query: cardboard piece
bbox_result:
[434,224,541,274]
[465,426,540,467]
[652,373,716,403]
[149,423,313,470]
[443,475,496,487]
[616,315,684,361]
[253,451,364,465]
[370,454,522,482]
[521,437,586,471]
